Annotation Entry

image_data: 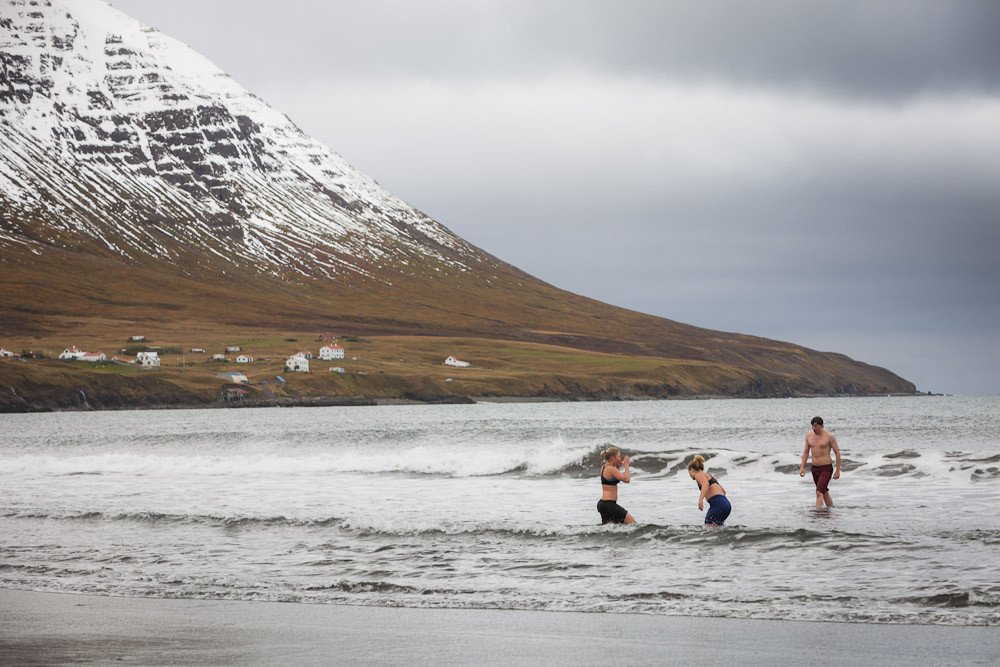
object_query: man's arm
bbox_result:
[831,435,841,479]
[800,439,810,476]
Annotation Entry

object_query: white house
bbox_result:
[59,346,85,360]
[190,348,205,354]
[285,354,309,372]
[226,346,241,353]
[0,347,20,358]
[131,335,145,342]
[212,353,226,360]
[319,344,344,360]
[136,351,160,368]
[330,366,345,373]
[444,356,470,368]
[79,351,106,362]
[236,355,254,363]
[297,350,314,360]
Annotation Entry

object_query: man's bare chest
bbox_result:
[808,437,831,453]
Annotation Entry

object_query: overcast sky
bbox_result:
[108,0,1000,395]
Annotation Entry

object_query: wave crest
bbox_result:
[2,446,997,482]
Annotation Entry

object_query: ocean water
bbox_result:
[2,396,999,626]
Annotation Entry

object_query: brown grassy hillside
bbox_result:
[0,235,915,404]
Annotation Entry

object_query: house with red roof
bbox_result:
[319,344,344,360]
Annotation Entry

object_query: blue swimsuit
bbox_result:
[697,475,732,526]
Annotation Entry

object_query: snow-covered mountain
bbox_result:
[0,0,917,397]
[0,0,495,283]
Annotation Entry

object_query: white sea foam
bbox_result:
[1,444,996,483]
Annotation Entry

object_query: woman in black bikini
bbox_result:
[687,454,731,526]
[597,447,636,524]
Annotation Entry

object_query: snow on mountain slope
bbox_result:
[0,0,494,283]
[0,1,922,397]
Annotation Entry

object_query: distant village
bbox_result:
[0,333,473,386]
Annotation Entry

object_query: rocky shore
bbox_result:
[0,366,920,414]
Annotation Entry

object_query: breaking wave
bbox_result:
[2,445,997,482]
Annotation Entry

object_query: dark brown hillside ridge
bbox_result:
[0,0,916,411]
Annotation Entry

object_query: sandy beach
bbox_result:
[2,589,997,666]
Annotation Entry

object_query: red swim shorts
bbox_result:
[811,463,834,494]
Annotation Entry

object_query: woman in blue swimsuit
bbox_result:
[687,455,731,527]
[597,447,636,525]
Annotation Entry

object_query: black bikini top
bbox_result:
[697,476,719,491]
[601,464,620,486]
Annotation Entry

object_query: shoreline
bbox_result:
[2,589,997,666]
[0,391,931,414]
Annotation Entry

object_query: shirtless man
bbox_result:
[800,416,841,507]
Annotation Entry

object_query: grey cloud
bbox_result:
[110,1,1000,99]
[97,1,1000,393]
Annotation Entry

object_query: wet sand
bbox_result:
[2,589,997,666]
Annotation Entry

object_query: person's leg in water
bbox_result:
[598,500,637,525]
[704,495,731,527]
[812,464,834,507]
[815,490,835,507]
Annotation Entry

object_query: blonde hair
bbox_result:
[601,447,620,463]
[687,454,705,472]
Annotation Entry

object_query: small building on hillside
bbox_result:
[296,350,313,359]
[285,354,309,373]
[226,346,241,353]
[59,346,85,360]
[212,353,226,360]
[111,355,135,364]
[330,366,345,373]
[0,347,20,358]
[444,356,470,368]
[131,335,145,342]
[236,355,254,364]
[190,348,205,354]
[136,351,160,368]
[216,372,249,384]
[319,344,344,360]
[221,386,251,402]
[79,351,107,362]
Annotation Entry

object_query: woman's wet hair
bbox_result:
[688,454,705,471]
[601,447,620,462]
